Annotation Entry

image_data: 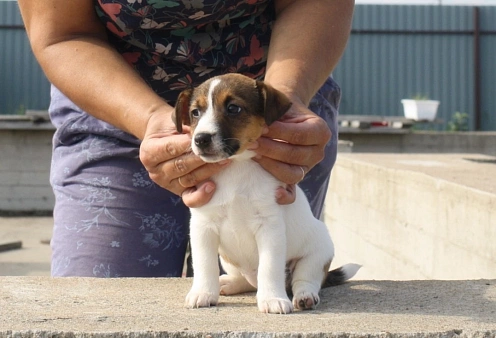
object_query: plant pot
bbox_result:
[401,99,440,121]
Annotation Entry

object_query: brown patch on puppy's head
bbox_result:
[256,80,293,126]
[174,74,292,162]
[172,89,193,133]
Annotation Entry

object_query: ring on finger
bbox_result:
[298,166,306,183]
[178,176,187,188]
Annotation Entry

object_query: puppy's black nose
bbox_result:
[194,133,213,150]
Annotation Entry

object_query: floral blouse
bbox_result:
[95,0,274,103]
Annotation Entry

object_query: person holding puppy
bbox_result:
[18,0,354,277]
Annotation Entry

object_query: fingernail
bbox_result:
[218,159,231,165]
[204,184,214,194]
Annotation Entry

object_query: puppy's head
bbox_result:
[172,73,292,163]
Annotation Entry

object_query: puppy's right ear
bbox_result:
[172,89,193,133]
[256,81,292,126]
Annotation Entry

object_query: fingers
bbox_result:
[139,133,192,168]
[181,181,216,208]
[255,137,323,169]
[252,112,331,186]
[151,155,229,196]
[254,155,308,185]
[275,184,297,205]
[263,119,331,147]
[140,131,230,203]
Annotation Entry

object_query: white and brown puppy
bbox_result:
[173,73,359,314]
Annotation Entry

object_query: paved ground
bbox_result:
[0,216,52,276]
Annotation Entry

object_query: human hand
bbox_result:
[139,110,230,208]
[252,98,332,204]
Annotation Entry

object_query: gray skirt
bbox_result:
[48,77,341,277]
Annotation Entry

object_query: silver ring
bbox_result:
[299,166,306,182]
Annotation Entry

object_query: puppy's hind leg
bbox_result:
[290,254,329,311]
[292,227,334,310]
[219,257,256,296]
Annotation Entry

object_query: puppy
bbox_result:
[173,73,359,314]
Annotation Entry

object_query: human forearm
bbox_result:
[40,38,171,139]
[18,0,172,140]
[265,0,354,105]
[252,0,353,189]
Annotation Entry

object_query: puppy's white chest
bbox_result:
[208,158,280,207]
[195,160,280,229]
[190,160,281,271]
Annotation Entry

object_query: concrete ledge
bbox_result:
[338,131,496,155]
[1,277,496,337]
[326,153,496,280]
[0,128,54,213]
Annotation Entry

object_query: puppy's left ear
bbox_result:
[172,89,193,133]
[256,81,292,126]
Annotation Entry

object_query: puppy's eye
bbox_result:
[191,109,200,118]
[227,104,242,115]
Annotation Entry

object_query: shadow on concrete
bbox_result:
[318,280,495,323]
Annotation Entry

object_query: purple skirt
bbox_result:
[48,77,341,277]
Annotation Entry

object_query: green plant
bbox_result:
[14,104,26,115]
[410,93,430,100]
[447,112,469,132]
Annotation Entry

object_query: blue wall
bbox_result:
[0,2,51,115]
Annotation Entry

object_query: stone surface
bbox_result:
[326,153,496,280]
[0,217,52,276]
[1,277,495,337]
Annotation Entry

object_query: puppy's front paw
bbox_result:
[185,289,219,309]
[258,297,293,314]
[293,291,320,310]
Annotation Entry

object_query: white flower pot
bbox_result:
[401,99,440,121]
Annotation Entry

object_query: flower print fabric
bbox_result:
[95,0,273,103]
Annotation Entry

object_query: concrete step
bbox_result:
[1,277,495,337]
[326,153,496,281]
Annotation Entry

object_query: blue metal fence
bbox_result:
[1,2,495,130]
[0,1,51,115]
[333,5,496,130]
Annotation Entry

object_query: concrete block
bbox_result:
[0,128,54,213]
[337,140,353,153]
[0,171,50,187]
[326,153,496,280]
[338,131,496,155]
[0,186,54,212]
[0,277,495,337]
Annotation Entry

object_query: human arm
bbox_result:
[17,0,225,207]
[254,0,355,193]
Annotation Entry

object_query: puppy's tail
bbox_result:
[322,263,361,288]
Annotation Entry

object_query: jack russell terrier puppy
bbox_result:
[173,73,359,314]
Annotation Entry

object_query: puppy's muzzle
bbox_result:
[194,132,214,151]
[193,131,240,161]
